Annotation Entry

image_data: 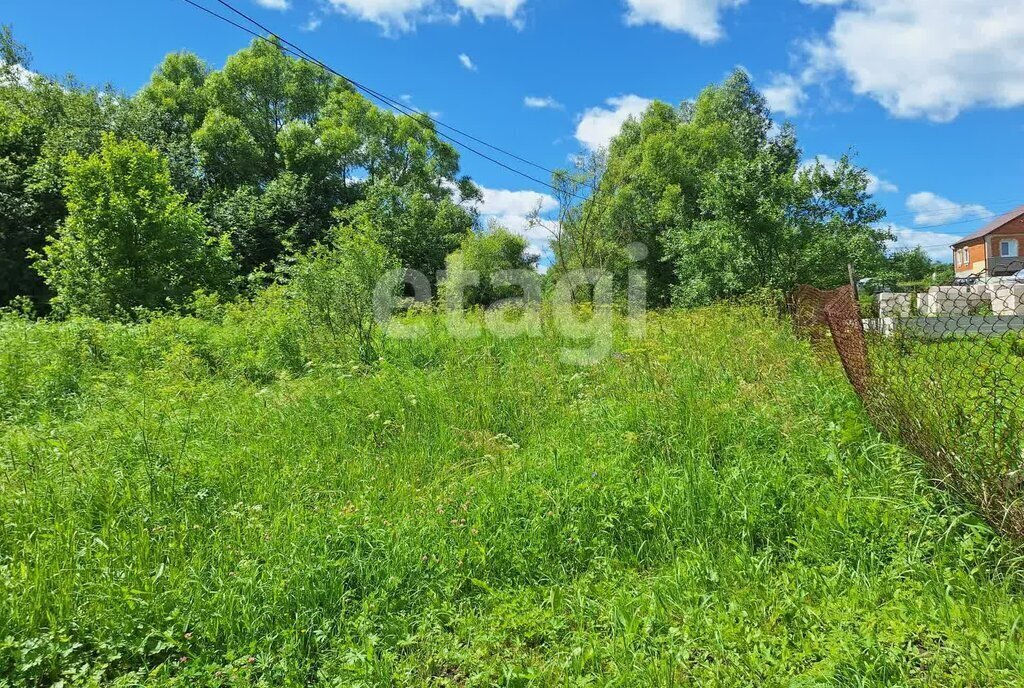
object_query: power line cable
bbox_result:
[178,0,586,205]
[174,0,1024,235]
[212,0,562,179]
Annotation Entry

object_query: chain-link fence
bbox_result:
[790,267,1024,538]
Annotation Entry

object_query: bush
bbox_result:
[33,134,234,319]
[439,224,539,308]
[289,227,400,363]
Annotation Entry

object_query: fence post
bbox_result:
[848,264,859,301]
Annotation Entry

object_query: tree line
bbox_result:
[0,26,940,320]
[543,71,950,305]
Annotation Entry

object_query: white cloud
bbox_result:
[575,95,653,151]
[326,0,524,32]
[327,0,433,31]
[869,176,899,195]
[1,63,36,88]
[906,192,993,226]
[458,53,477,71]
[254,0,290,9]
[474,186,558,217]
[454,0,527,22]
[762,74,807,117]
[884,224,959,262]
[301,15,323,30]
[801,155,899,195]
[524,96,563,109]
[803,0,1024,121]
[622,0,746,42]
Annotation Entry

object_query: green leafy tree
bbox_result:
[559,69,890,306]
[193,109,262,188]
[34,135,233,318]
[131,39,474,281]
[790,154,890,288]
[440,223,539,307]
[1,31,481,306]
[887,246,952,284]
[0,28,115,308]
[339,179,475,285]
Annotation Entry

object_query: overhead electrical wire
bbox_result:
[210,0,562,179]
[175,0,1021,247]
[177,0,591,205]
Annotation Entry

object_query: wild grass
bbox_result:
[3,301,1024,685]
[864,332,1024,539]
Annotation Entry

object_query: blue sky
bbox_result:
[7,0,1024,262]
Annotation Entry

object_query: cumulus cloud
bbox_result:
[254,0,291,9]
[327,0,524,32]
[622,0,746,42]
[524,96,562,109]
[575,95,653,151]
[474,186,558,218]
[326,0,433,31]
[0,63,36,88]
[458,53,477,71]
[884,224,959,262]
[762,74,807,117]
[802,0,1024,121]
[801,155,899,195]
[454,0,527,23]
[906,192,993,226]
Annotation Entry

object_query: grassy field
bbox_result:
[3,301,1024,686]
[860,330,1024,541]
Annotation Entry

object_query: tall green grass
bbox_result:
[2,302,1024,685]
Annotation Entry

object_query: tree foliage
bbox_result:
[441,223,539,307]
[0,27,478,313]
[0,29,116,307]
[886,246,952,284]
[131,39,474,282]
[557,70,892,306]
[34,135,232,318]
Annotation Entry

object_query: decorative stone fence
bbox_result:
[879,283,1024,318]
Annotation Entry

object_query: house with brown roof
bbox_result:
[953,205,1024,277]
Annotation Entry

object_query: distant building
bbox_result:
[953,205,1024,277]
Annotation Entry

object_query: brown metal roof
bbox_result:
[952,203,1024,246]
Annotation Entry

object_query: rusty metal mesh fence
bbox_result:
[790,270,1024,538]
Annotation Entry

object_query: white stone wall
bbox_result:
[878,292,911,318]
[883,283,1024,317]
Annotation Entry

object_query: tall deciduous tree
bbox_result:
[131,39,476,282]
[441,222,539,307]
[557,70,890,306]
[34,135,233,318]
[0,27,115,308]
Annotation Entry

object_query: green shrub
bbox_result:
[33,135,234,319]
[289,227,400,363]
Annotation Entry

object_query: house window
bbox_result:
[1001,239,1019,258]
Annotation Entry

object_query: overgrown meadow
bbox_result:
[4,297,1024,686]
